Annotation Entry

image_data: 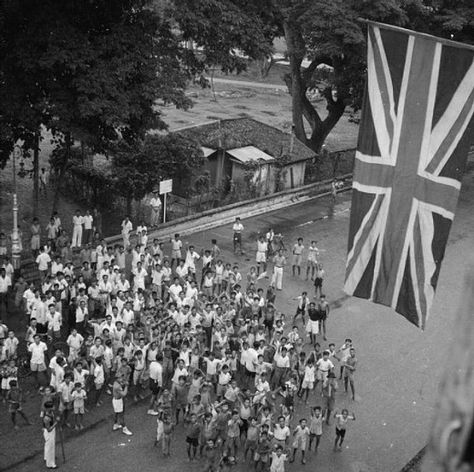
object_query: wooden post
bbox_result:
[163,192,167,223]
[423,268,474,472]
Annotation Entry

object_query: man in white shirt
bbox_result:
[36,247,51,280]
[149,190,162,227]
[67,328,84,363]
[121,217,133,249]
[184,245,200,275]
[147,353,163,415]
[240,342,258,389]
[168,278,183,302]
[0,268,12,317]
[121,301,135,327]
[98,275,113,312]
[273,416,291,446]
[71,210,84,248]
[272,346,290,389]
[82,210,94,245]
[75,299,88,334]
[115,273,131,294]
[316,350,335,388]
[28,334,48,387]
[47,304,62,339]
[232,217,244,254]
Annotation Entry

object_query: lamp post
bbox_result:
[11,145,22,270]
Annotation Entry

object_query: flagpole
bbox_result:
[357,18,474,52]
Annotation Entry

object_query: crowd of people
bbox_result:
[0,212,358,471]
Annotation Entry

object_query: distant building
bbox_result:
[173,117,316,197]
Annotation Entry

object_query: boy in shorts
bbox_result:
[291,238,304,277]
[184,413,201,461]
[309,406,325,451]
[334,409,356,450]
[254,430,271,472]
[244,416,259,461]
[112,376,132,435]
[72,381,87,430]
[290,418,310,464]
[7,380,30,429]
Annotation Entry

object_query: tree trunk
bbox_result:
[283,21,308,148]
[52,132,71,212]
[32,131,40,216]
[283,22,346,154]
[126,197,132,216]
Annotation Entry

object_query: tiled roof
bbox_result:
[174,117,315,163]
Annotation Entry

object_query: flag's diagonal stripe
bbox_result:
[428,59,474,161]
[391,199,418,309]
[419,42,441,172]
[414,174,458,217]
[354,156,394,189]
[390,35,414,163]
[370,193,390,300]
[417,202,437,328]
[352,181,391,195]
[373,26,396,134]
[428,86,474,175]
[411,213,426,325]
[345,194,385,294]
[356,151,395,165]
[367,31,392,161]
[417,171,461,192]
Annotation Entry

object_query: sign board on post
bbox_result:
[159,179,173,223]
[159,179,173,195]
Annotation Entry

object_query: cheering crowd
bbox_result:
[0,211,358,471]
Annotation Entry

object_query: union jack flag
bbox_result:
[344,22,474,328]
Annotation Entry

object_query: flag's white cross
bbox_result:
[345,27,474,326]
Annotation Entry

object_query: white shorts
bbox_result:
[301,380,314,390]
[306,319,319,335]
[112,398,124,413]
[256,252,266,263]
[292,254,303,266]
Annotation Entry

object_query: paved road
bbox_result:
[11,162,474,472]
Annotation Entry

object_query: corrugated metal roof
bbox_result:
[201,146,216,158]
[226,146,275,163]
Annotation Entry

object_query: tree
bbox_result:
[0,0,193,208]
[267,0,408,152]
[405,0,474,43]
[171,0,275,79]
[267,0,474,153]
[112,134,204,213]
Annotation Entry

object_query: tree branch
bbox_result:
[301,91,322,130]
[302,55,333,86]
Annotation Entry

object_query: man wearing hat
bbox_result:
[149,189,162,228]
